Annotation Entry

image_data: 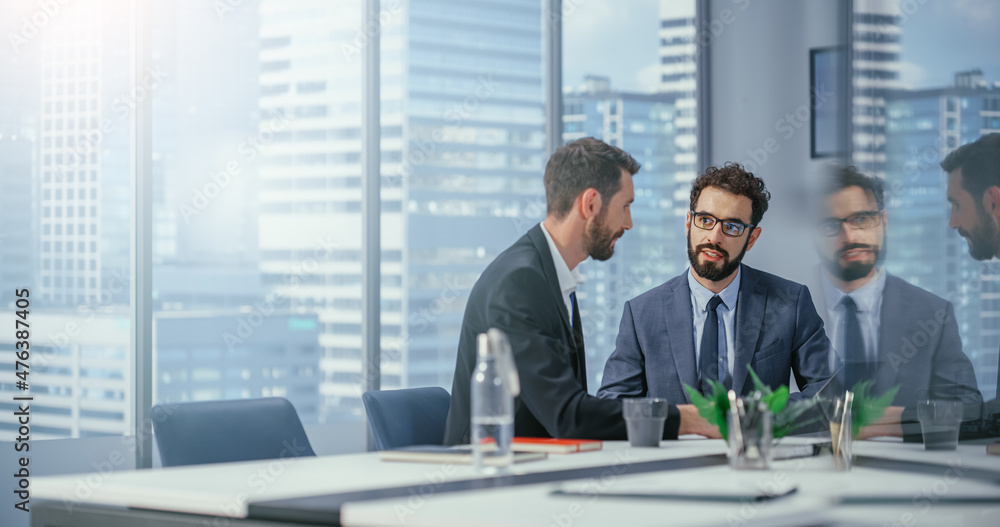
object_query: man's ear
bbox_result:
[984,186,1000,221]
[577,188,602,220]
[746,226,762,252]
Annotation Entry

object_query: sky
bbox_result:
[562,0,1000,94]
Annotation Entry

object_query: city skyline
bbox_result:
[1,0,998,440]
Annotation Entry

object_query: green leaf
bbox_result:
[685,384,709,407]
[683,382,728,440]
[763,385,789,415]
[746,366,773,397]
[772,398,820,439]
[849,382,900,438]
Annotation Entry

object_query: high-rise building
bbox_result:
[0,308,320,439]
[0,137,35,305]
[563,76,682,388]
[257,0,545,420]
[37,0,132,307]
[885,72,1000,397]
[852,0,903,178]
[658,0,698,215]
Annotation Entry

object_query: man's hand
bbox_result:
[677,404,722,439]
[857,405,904,440]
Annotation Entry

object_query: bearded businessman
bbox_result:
[811,166,981,439]
[598,163,833,407]
[443,138,718,445]
[943,133,1000,432]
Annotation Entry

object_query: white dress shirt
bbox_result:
[688,267,740,386]
[540,222,585,324]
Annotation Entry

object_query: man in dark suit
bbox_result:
[598,164,833,406]
[443,138,718,446]
[812,167,981,438]
[942,133,1000,429]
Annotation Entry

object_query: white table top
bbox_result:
[33,439,726,518]
[341,454,1000,527]
[34,437,1000,524]
[854,438,1000,471]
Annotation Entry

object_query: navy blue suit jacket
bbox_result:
[597,265,834,402]
[807,271,982,418]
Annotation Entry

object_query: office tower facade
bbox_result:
[0,137,35,305]
[0,309,320,439]
[37,0,132,307]
[852,0,903,178]
[563,76,682,388]
[257,0,545,420]
[885,73,1000,396]
[254,0,377,420]
[155,312,322,422]
[658,0,698,215]
[401,0,546,391]
[0,4,41,308]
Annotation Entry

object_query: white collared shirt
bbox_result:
[821,267,886,371]
[540,222,585,324]
[688,267,741,386]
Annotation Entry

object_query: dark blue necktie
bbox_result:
[699,295,723,394]
[842,296,869,390]
[569,292,587,389]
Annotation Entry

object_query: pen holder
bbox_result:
[727,397,772,470]
[831,406,853,471]
[823,392,854,471]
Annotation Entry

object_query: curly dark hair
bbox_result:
[545,137,641,219]
[689,163,770,226]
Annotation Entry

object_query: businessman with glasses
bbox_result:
[598,163,833,423]
[810,166,981,439]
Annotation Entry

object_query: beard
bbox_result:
[687,230,751,282]
[585,206,624,261]
[820,235,887,282]
[959,207,999,261]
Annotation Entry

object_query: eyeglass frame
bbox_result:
[688,210,756,238]
[816,210,883,237]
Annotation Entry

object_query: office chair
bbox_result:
[152,397,316,467]
[362,387,451,450]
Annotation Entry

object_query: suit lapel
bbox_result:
[527,225,573,334]
[732,266,765,395]
[874,274,902,393]
[527,224,584,379]
[664,275,697,402]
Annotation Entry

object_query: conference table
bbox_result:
[31,437,1000,527]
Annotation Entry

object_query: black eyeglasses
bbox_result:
[817,211,882,236]
[689,211,754,237]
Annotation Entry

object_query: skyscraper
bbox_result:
[37,0,132,307]
[851,0,903,178]
[658,0,698,216]
[256,0,545,420]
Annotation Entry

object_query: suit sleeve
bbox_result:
[596,301,649,399]
[488,268,679,440]
[790,284,835,400]
[919,303,983,420]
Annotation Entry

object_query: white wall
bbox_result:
[704,0,849,285]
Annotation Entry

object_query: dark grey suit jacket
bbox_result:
[597,265,834,403]
[807,271,982,419]
[443,224,681,446]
